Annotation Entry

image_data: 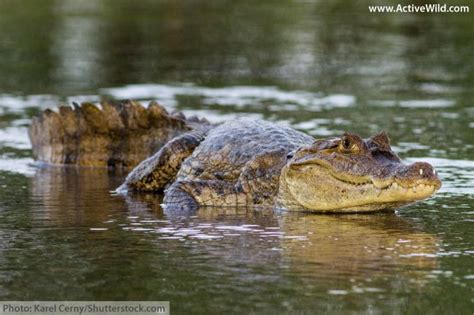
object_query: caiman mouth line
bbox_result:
[292,159,439,192]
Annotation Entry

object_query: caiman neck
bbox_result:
[275,170,304,211]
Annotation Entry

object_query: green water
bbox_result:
[0,1,473,314]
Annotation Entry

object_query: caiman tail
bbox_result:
[28,100,210,168]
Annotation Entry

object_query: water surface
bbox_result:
[0,0,473,314]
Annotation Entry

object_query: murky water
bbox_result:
[0,0,473,313]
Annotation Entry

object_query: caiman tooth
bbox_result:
[58,105,78,137]
[101,100,124,132]
[81,102,108,134]
[119,99,150,130]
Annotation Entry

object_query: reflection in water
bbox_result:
[184,206,439,288]
[278,213,439,281]
[31,167,439,291]
[30,166,127,225]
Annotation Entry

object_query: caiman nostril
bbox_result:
[399,162,438,181]
[412,162,429,173]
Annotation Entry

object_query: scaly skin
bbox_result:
[164,119,312,210]
[121,119,312,210]
[30,102,441,213]
[119,128,210,191]
[122,117,441,213]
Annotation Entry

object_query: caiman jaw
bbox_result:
[324,163,440,200]
[328,166,441,196]
[283,159,442,212]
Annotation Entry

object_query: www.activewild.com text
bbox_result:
[369,3,469,13]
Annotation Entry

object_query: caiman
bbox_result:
[29,100,441,213]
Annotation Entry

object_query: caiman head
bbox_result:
[279,132,441,213]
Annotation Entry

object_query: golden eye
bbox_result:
[340,137,360,154]
[351,144,360,153]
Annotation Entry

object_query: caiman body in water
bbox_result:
[29,101,441,213]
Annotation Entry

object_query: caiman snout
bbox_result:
[396,162,442,190]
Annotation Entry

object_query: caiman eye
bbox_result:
[342,138,351,150]
[339,136,361,154]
